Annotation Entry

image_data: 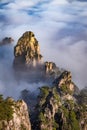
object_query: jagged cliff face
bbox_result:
[13,31,60,83]
[32,71,87,130]
[0,98,31,130]
[14,31,43,68]
[37,87,60,130]
[0,31,87,130]
[45,62,56,74]
[53,71,75,94]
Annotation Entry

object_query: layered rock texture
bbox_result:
[0,97,31,130]
[13,31,60,83]
[0,71,86,130]
[53,71,75,95]
[0,31,87,130]
[32,71,87,130]
[14,31,43,68]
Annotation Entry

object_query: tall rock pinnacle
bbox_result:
[13,31,60,82]
[14,31,43,68]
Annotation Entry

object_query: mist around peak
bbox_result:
[0,0,87,100]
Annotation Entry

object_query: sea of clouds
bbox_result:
[0,0,87,98]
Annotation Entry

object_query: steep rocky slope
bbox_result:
[13,31,87,130]
[0,72,86,130]
[13,31,60,83]
[0,31,87,130]
[14,31,43,67]
[0,97,31,130]
[31,71,87,130]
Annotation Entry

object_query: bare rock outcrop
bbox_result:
[53,71,75,95]
[13,31,60,83]
[45,62,56,74]
[14,31,43,68]
[33,73,87,130]
[0,32,87,130]
[0,98,31,130]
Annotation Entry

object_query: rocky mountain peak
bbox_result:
[14,31,43,67]
[45,62,56,74]
[34,82,87,130]
[53,71,75,95]
[13,31,61,83]
[2,37,14,44]
[0,37,14,46]
[58,71,72,84]
[0,31,87,130]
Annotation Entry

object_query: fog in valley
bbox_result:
[0,0,87,99]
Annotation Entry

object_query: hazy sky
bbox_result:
[0,0,87,95]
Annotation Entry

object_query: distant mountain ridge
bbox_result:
[0,37,14,45]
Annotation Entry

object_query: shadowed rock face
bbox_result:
[0,37,14,46]
[14,31,43,68]
[32,72,87,130]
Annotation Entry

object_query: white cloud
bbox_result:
[0,0,87,99]
[6,1,34,10]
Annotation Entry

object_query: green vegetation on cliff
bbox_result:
[69,111,80,130]
[36,83,86,130]
[0,95,13,121]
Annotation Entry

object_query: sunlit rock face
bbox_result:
[0,98,31,130]
[14,31,43,68]
[13,31,60,83]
